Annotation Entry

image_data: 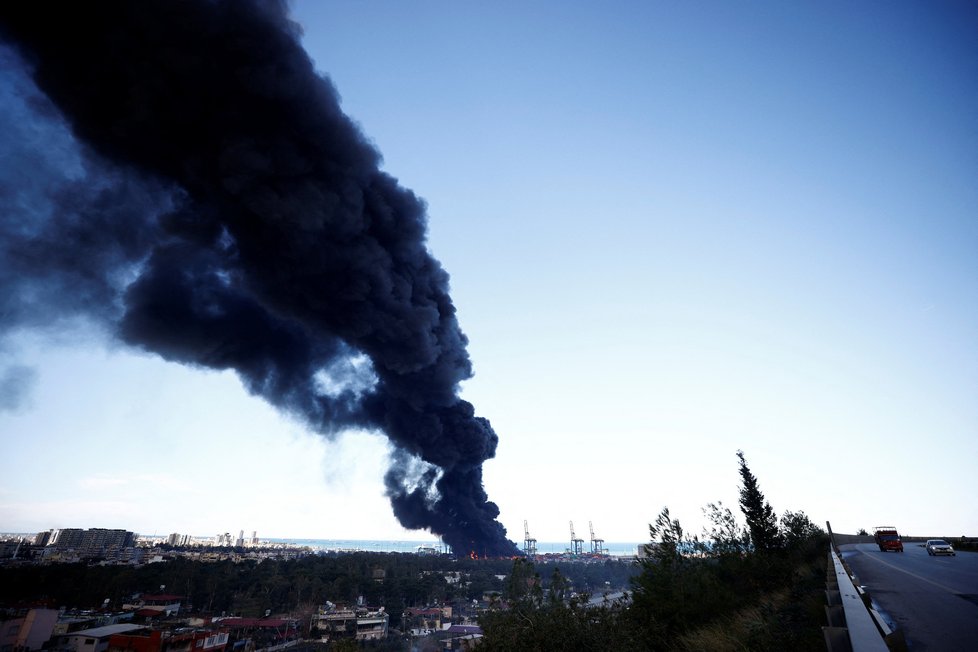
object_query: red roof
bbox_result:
[135,609,165,618]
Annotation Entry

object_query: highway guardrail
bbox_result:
[823,521,896,652]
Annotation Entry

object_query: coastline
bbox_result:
[266,537,644,557]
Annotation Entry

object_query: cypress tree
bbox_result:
[736,450,782,552]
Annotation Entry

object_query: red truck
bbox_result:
[873,526,904,552]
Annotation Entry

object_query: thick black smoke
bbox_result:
[0,0,517,555]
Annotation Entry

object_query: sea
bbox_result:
[265,538,644,557]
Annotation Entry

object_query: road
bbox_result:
[839,542,978,651]
[586,590,627,607]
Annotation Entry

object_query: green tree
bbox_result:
[481,560,634,651]
[547,568,568,605]
[737,450,782,552]
[700,501,750,557]
[628,507,722,648]
[328,639,359,652]
[503,557,540,604]
[647,506,685,564]
[780,510,824,549]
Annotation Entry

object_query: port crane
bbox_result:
[589,521,607,555]
[523,520,537,557]
[570,521,585,555]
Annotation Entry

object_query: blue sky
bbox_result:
[1,0,976,544]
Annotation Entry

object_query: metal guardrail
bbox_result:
[824,547,889,651]
[823,521,893,652]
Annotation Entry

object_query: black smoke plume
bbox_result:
[0,0,517,556]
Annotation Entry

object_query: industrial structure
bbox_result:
[522,521,537,558]
[569,521,585,555]
[589,521,607,555]
[518,520,611,558]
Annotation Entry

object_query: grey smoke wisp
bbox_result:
[0,0,517,555]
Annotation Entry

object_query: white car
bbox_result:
[925,539,955,556]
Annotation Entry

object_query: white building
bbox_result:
[54,624,145,652]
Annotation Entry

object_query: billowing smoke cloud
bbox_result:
[0,0,517,555]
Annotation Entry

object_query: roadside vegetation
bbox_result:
[949,538,978,553]
[479,450,829,651]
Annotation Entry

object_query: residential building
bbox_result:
[442,624,482,650]
[46,529,136,561]
[311,605,388,642]
[402,607,451,636]
[107,628,228,652]
[53,624,146,652]
[121,595,185,617]
[1,608,59,652]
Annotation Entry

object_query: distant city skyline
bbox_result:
[5,525,644,546]
[0,527,647,556]
[1,1,976,544]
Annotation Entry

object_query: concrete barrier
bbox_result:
[823,626,852,652]
[826,547,889,652]
[825,523,914,652]
[831,534,875,546]
[825,605,845,627]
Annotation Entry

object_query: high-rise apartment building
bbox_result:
[44,528,135,558]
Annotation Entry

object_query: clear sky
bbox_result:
[1,0,976,545]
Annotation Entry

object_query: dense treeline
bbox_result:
[0,552,634,632]
[534,558,636,595]
[0,553,509,626]
[479,451,830,651]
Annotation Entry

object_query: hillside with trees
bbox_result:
[478,450,828,651]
